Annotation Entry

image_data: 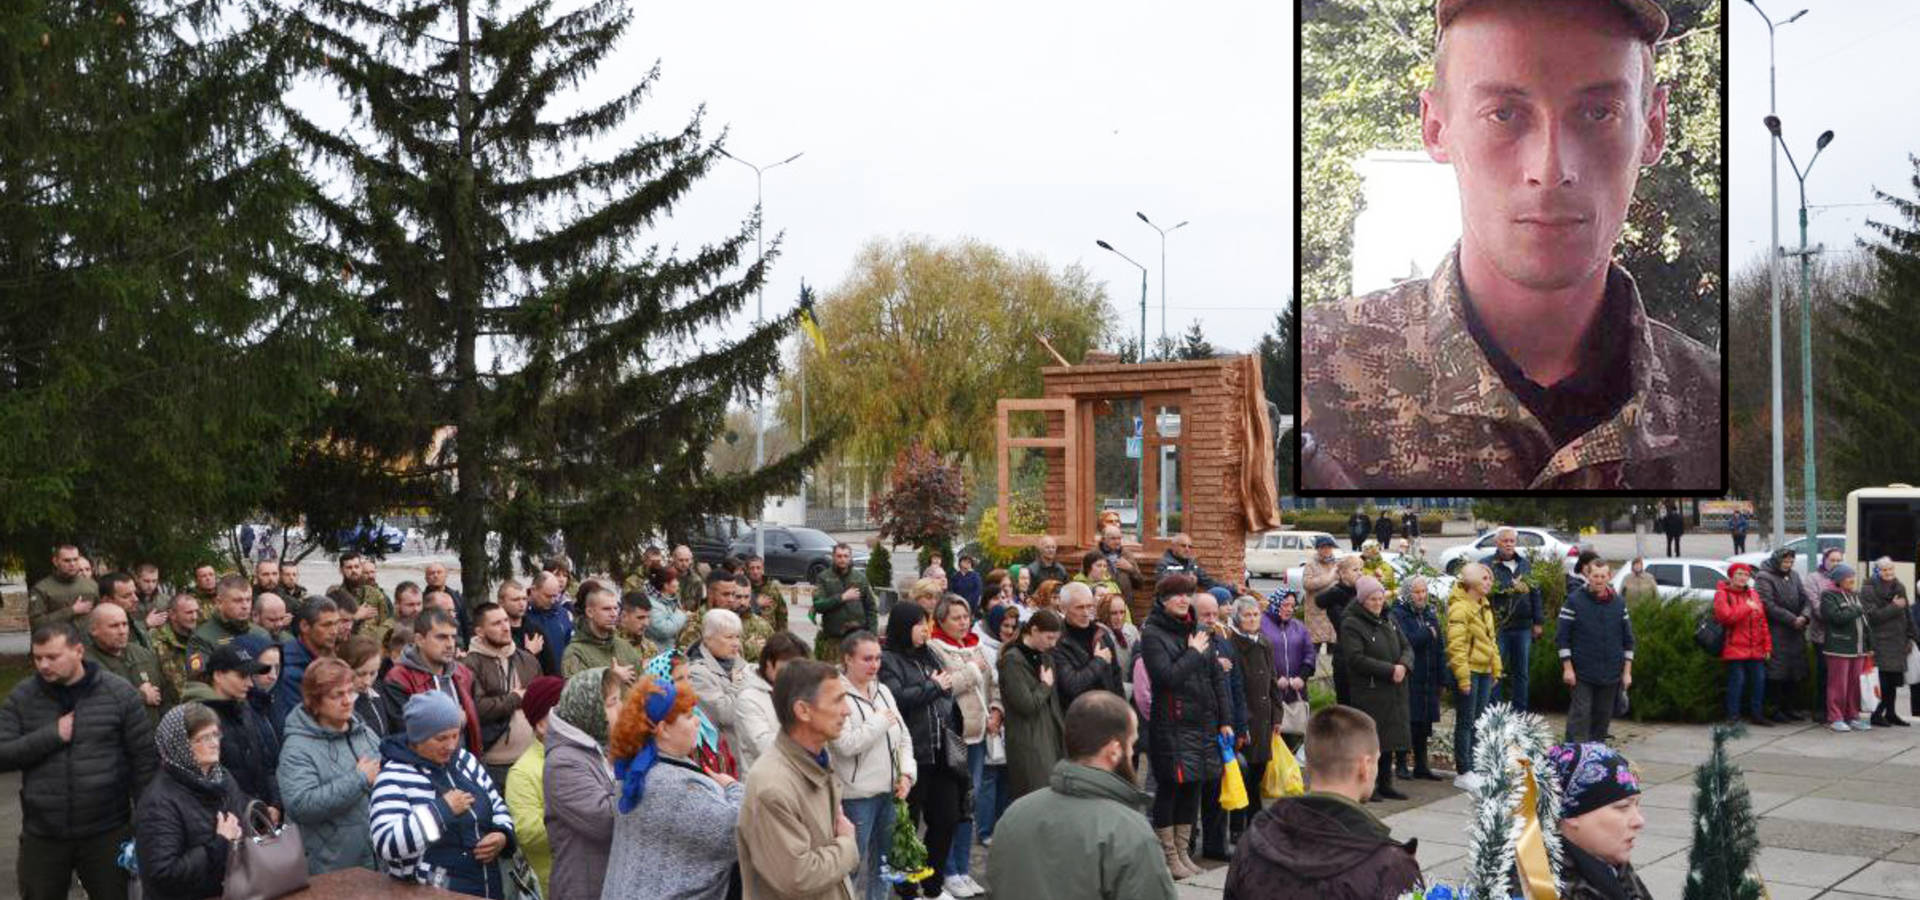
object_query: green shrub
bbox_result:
[1526,587,1726,723]
[866,543,893,592]
[973,500,1045,570]
[1308,680,1338,712]
[1283,511,1446,538]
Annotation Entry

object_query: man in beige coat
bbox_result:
[739,659,860,900]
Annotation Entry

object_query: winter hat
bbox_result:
[1355,576,1388,604]
[1546,742,1642,820]
[1313,535,1338,549]
[403,690,465,744]
[521,675,566,729]
[984,604,1016,639]
[557,667,612,746]
[1831,564,1857,584]
[1727,562,1754,578]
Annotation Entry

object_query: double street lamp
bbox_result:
[1135,212,1188,346]
[718,147,803,559]
[1097,240,1149,362]
[1745,0,1805,550]
[1765,115,1834,547]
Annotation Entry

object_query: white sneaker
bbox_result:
[1831,721,1852,733]
[956,875,987,897]
[1453,773,1482,792]
[1853,719,1873,731]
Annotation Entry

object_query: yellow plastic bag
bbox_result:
[1262,733,1305,799]
[1218,734,1250,811]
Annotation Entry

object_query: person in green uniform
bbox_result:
[151,592,204,702]
[562,584,644,679]
[189,575,271,678]
[745,556,789,633]
[97,572,164,651]
[27,543,99,631]
[812,543,877,662]
[88,603,169,726]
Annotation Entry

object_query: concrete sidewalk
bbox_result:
[1166,714,1920,898]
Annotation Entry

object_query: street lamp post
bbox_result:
[1745,0,1806,551]
[719,147,803,559]
[1136,212,1188,347]
[1767,116,1833,546]
[1097,240,1149,362]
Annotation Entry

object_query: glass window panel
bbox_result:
[1090,398,1143,540]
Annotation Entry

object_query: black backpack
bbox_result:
[1694,610,1726,656]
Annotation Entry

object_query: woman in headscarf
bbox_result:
[1389,576,1448,781]
[1753,548,1811,723]
[370,691,517,897]
[1861,557,1916,728]
[1258,588,1316,753]
[882,603,970,900]
[1357,538,1398,592]
[1546,742,1652,899]
[1821,565,1874,732]
[544,667,626,900]
[135,702,252,900]
[601,677,746,900]
[1226,596,1277,842]
[1317,555,1365,705]
[1011,565,1032,607]
[1340,575,1411,801]
[645,649,737,776]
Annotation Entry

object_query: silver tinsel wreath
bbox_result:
[1461,702,1565,900]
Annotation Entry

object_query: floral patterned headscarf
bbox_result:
[1546,742,1641,819]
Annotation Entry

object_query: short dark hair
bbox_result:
[706,568,737,587]
[394,580,422,601]
[838,630,881,659]
[338,551,362,567]
[581,585,618,609]
[621,591,652,613]
[758,632,811,682]
[1155,572,1198,600]
[31,622,82,648]
[772,659,839,733]
[1081,549,1106,577]
[299,598,340,627]
[1064,690,1134,761]
[215,573,252,598]
[472,601,504,623]
[1576,550,1603,576]
[97,571,132,597]
[415,608,457,635]
[833,542,851,553]
[1305,705,1379,780]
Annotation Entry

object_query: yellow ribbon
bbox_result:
[1513,758,1560,900]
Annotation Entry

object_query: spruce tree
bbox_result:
[1683,723,1762,900]
[281,0,829,597]
[0,0,328,576]
[1829,156,1920,490]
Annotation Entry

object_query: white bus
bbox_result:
[1847,484,1920,590]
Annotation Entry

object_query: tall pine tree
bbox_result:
[1830,155,1920,490]
[282,0,828,595]
[0,0,330,577]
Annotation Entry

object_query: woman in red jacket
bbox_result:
[1715,562,1775,727]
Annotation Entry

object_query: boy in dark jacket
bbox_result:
[1556,558,1635,743]
[0,623,157,900]
[1224,705,1421,900]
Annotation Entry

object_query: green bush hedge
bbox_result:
[1282,511,1447,538]
[1521,568,1730,724]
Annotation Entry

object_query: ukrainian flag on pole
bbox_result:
[799,308,827,355]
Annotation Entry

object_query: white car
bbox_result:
[1245,530,1339,577]
[1727,534,1847,573]
[1278,551,1451,598]
[1611,558,1729,606]
[1437,527,1590,576]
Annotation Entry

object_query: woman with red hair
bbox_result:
[601,677,745,900]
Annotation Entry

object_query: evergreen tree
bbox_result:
[0,0,329,577]
[281,0,829,596]
[1830,156,1920,490]
[1256,307,1295,414]
[1682,723,1762,900]
[1174,320,1216,360]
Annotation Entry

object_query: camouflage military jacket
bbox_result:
[738,607,775,663]
[151,624,200,698]
[750,579,789,633]
[1300,249,1720,490]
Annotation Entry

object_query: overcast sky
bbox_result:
[1729,1,1920,276]
[548,0,1291,354]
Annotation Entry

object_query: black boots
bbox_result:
[1394,752,1413,780]
[1372,756,1408,801]
[1412,746,1443,781]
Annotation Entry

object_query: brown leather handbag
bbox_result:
[223,801,309,900]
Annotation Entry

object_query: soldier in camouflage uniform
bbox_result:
[745,556,790,633]
[811,543,877,662]
[1300,0,1717,492]
[190,575,271,669]
[151,592,203,700]
[617,591,662,661]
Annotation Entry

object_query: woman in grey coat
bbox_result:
[546,668,625,900]
[1754,548,1811,722]
[275,657,381,874]
[1862,559,1916,728]
[602,677,745,900]
[1340,575,1412,802]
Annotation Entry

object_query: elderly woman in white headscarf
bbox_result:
[135,702,252,900]
[1862,557,1916,728]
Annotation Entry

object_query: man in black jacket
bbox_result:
[1158,533,1237,605]
[0,623,157,900]
[1556,558,1635,743]
[1346,510,1371,551]
[1054,583,1123,712]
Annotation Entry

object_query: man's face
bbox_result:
[586,593,618,634]
[1421,1,1665,294]
[395,590,423,622]
[1195,595,1219,629]
[1065,592,1096,629]
[254,561,279,588]
[499,588,527,619]
[1038,538,1057,562]
[832,546,851,570]
[219,589,252,623]
[310,612,342,652]
[1171,536,1194,559]
[136,568,160,596]
[108,580,138,613]
[256,596,290,633]
[195,566,217,591]
[425,563,447,587]
[52,547,81,579]
[747,559,765,582]
[170,597,200,631]
[421,624,458,667]
[1101,527,1124,552]
[479,608,513,648]
[1496,532,1518,556]
[672,547,693,573]
[531,577,557,609]
[91,604,130,653]
[620,605,651,640]
[32,635,83,684]
[278,566,301,589]
[800,677,850,742]
[1588,562,1613,589]
[707,581,733,611]
[1316,543,1334,563]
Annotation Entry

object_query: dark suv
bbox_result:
[730,526,870,584]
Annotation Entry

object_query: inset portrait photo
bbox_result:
[1296,0,1725,493]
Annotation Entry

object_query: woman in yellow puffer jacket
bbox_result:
[1445,562,1503,787]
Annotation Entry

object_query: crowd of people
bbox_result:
[5,515,1836,900]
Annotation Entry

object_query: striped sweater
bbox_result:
[369,735,516,897]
